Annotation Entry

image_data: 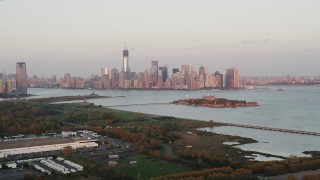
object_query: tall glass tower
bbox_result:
[123,48,129,73]
[16,62,28,96]
[122,48,130,80]
[151,60,158,85]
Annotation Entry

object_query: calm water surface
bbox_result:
[28,87,320,157]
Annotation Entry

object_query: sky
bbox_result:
[0,0,320,77]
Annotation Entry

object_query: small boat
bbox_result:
[277,88,284,91]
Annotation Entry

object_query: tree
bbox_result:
[284,175,298,180]
[63,146,73,159]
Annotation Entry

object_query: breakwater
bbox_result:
[221,123,320,136]
[106,103,169,107]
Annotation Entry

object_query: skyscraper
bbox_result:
[181,65,190,88]
[225,67,240,89]
[101,67,109,76]
[162,65,168,83]
[16,62,28,96]
[110,68,119,88]
[214,71,223,88]
[199,66,205,77]
[151,60,158,85]
[122,48,130,74]
[101,67,110,89]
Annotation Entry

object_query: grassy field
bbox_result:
[116,155,190,179]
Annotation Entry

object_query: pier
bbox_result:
[106,103,169,107]
[222,123,320,136]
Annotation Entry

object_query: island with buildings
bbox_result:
[171,95,259,108]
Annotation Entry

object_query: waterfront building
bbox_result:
[93,80,103,89]
[199,66,205,77]
[164,78,172,89]
[143,68,149,83]
[162,65,168,83]
[0,81,3,93]
[190,77,199,90]
[71,77,85,89]
[181,65,190,88]
[5,80,14,94]
[110,68,119,88]
[119,71,125,88]
[157,76,163,88]
[123,48,130,80]
[215,71,223,88]
[16,62,28,96]
[225,67,240,89]
[124,80,131,89]
[101,75,110,89]
[60,73,72,88]
[151,60,158,86]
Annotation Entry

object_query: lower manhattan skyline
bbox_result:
[1,0,320,77]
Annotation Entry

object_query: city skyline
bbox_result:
[1,0,320,77]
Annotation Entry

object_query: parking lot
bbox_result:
[0,167,39,180]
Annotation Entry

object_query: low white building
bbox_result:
[0,138,98,158]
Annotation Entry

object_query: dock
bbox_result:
[222,123,320,136]
[106,103,169,107]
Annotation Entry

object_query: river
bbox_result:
[28,86,320,158]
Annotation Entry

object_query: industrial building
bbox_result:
[0,136,98,158]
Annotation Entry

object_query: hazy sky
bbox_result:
[1,0,320,77]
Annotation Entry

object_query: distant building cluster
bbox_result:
[3,49,320,94]
[0,62,28,97]
[55,48,241,90]
[242,75,320,86]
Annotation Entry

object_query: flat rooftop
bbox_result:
[0,136,90,150]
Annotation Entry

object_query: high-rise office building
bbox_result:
[199,66,205,77]
[101,67,110,89]
[162,65,168,83]
[198,66,206,88]
[0,81,3,93]
[225,67,240,89]
[16,62,28,96]
[110,68,119,88]
[214,71,223,88]
[60,73,72,88]
[181,65,190,88]
[151,60,158,85]
[123,48,130,80]
[101,67,109,76]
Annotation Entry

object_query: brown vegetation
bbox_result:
[172,96,258,108]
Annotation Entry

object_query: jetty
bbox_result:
[222,123,320,136]
[106,103,169,107]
